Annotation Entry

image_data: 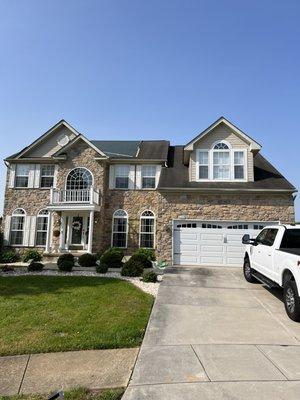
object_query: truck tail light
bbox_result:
[298,261,300,267]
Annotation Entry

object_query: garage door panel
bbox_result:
[200,233,223,241]
[227,245,244,254]
[178,233,199,242]
[180,244,198,252]
[200,256,224,264]
[200,245,224,253]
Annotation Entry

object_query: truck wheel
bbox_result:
[243,258,257,283]
[283,281,300,322]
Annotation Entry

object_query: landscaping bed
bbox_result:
[0,276,153,356]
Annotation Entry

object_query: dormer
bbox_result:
[184,117,261,183]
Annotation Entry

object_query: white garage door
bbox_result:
[173,221,277,266]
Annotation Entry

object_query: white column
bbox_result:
[65,216,70,251]
[59,213,65,251]
[87,210,94,254]
[45,211,52,253]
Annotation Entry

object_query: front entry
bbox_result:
[60,212,90,251]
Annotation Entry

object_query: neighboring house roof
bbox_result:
[158,146,296,192]
[137,141,169,160]
[184,116,262,152]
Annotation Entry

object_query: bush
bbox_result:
[96,263,109,273]
[0,250,19,263]
[27,262,44,272]
[78,253,97,268]
[0,231,3,254]
[22,249,42,262]
[121,258,144,277]
[132,248,156,268]
[57,253,75,272]
[142,270,158,283]
[100,248,124,268]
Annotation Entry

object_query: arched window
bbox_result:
[139,210,155,248]
[36,209,49,246]
[10,209,26,245]
[112,210,128,248]
[212,141,231,180]
[66,168,93,190]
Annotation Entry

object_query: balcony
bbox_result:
[49,187,101,209]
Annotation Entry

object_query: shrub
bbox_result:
[27,262,44,272]
[121,258,144,277]
[0,250,19,264]
[1,265,15,273]
[142,270,158,283]
[0,231,3,254]
[132,248,156,268]
[78,253,97,268]
[22,249,42,262]
[57,254,75,272]
[96,263,109,273]
[100,248,124,268]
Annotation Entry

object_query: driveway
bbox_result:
[123,266,300,399]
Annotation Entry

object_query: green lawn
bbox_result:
[0,276,153,356]
[0,387,124,400]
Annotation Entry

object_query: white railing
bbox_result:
[50,187,100,205]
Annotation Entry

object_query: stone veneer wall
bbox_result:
[101,190,295,261]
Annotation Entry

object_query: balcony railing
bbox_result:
[50,187,100,205]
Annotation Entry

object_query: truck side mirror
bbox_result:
[242,234,251,244]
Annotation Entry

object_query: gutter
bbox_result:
[158,187,297,194]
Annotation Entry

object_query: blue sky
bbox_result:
[0,0,299,217]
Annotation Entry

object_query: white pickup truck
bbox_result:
[242,224,300,321]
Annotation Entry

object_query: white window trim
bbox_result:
[139,210,155,248]
[114,164,131,190]
[15,164,31,188]
[111,209,128,248]
[40,165,56,188]
[196,146,247,182]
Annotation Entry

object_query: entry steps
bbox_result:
[252,270,280,289]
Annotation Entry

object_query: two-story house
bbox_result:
[2,117,296,266]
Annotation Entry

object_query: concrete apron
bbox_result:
[0,348,138,396]
[124,266,300,400]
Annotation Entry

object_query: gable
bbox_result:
[194,122,248,150]
[184,117,261,152]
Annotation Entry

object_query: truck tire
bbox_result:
[243,257,257,283]
[283,280,300,322]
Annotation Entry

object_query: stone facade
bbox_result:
[2,138,296,262]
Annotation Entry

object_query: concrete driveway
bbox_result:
[124,266,300,399]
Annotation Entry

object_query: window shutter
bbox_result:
[29,216,36,246]
[8,165,15,188]
[129,165,135,189]
[28,165,35,188]
[23,215,31,246]
[3,216,11,245]
[53,165,59,188]
[109,165,115,189]
[155,165,161,188]
[34,165,41,188]
[136,165,142,189]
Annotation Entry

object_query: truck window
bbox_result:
[256,228,278,246]
[280,229,300,249]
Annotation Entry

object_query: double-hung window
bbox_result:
[139,211,155,248]
[198,152,209,179]
[40,165,55,188]
[112,210,128,248]
[15,164,30,188]
[115,165,130,189]
[142,165,156,189]
[36,210,49,246]
[10,209,26,245]
[234,151,245,180]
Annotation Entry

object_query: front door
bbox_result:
[71,216,84,245]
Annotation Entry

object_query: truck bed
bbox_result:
[278,248,300,256]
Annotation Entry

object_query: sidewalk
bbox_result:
[0,348,138,396]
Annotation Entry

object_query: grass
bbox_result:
[0,387,124,400]
[0,276,153,356]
